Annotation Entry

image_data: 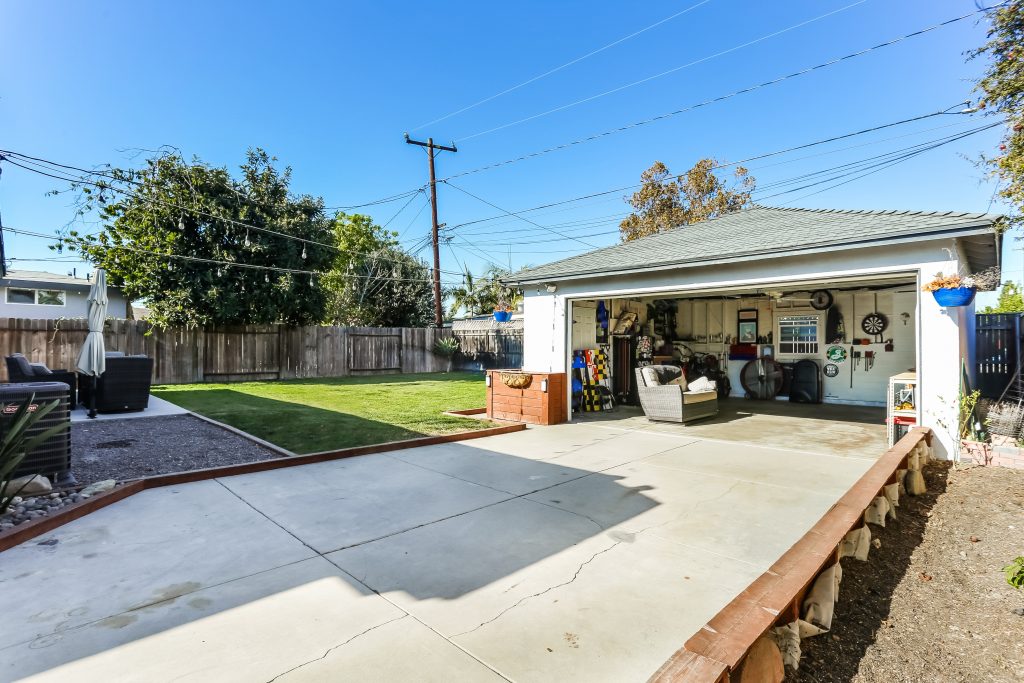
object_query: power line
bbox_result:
[457,0,868,142]
[0,145,427,214]
[439,4,1004,181]
[380,189,425,228]
[442,180,600,248]
[411,0,716,131]
[2,153,467,277]
[456,123,1001,249]
[445,105,979,231]
[2,226,461,284]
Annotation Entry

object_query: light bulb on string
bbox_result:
[178,214,185,231]
[301,245,307,260]
[244,231,250,247]
[265,272,270,283]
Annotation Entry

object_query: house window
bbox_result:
[5,288,66,306]
[777,314,820,356]
[36,290,65,306]
[5,288,35,304]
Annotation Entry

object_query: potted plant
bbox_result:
[493,303,513,323]
[922,273,977,306]
[922,267,999,307]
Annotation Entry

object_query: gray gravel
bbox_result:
[71,415,283,485]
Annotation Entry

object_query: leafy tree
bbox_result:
[448,266,521,317]
[980,281,1024,313]
[323,213,434,327]
[58,149,333,327]
[619,159,755,241]
[970,1,1024,227]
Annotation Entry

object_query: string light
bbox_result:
[244,230,250,247]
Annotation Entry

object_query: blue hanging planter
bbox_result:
[932,287,976,307]
[493,310,512,322]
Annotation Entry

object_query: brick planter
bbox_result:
[960,439,1024,469]
[486,371,566,425]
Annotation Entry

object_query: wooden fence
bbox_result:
[0,318,454,385]
[976,313,1023,399]
[452,326,524,370]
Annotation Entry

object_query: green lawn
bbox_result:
[152,372,491,454]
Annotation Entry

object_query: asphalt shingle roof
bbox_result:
[508,206,1000,283]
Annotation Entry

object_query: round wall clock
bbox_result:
[810,290,833,310]
[861,313,888,337]
[824,363,840,378]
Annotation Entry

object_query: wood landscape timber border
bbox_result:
[648,426,934,683]
[0,421,525,553]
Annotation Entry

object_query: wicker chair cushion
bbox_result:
[683,391,718,405]
[640,366,660,386]
[8,354,35,377]
[29,363,53,375]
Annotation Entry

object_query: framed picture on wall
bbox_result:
[738,309,758,343]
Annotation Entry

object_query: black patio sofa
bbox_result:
[79,354,154,413]
[4,353,78,405]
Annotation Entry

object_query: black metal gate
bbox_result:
[976,313,1023,398]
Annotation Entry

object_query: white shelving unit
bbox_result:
[887,371,918,446]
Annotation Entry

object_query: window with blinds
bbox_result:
[777,314,820,356]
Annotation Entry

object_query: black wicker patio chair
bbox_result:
[79,355,154,413]
[4,353,78,405]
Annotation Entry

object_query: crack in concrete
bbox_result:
[265,615,407,682]
[451,541,622,638]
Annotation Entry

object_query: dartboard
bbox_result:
[861,313,888,336]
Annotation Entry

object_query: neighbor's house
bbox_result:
[0,270,131,320]
[508,206,1002,458]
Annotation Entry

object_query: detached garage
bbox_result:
[506,206,1002,458]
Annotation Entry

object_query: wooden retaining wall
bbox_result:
[0,318,454,384]
[649,427,934,683]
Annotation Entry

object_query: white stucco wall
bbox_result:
[522,238,973,459]
[0,287,130,320]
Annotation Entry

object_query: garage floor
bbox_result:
[0,414,884,683]
[578,399,888,459]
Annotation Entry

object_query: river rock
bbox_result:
[5,475,51,495]
[79,479,117,497]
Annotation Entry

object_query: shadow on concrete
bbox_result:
[2,432,660,680]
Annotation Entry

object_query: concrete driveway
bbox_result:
[0,416,882,682]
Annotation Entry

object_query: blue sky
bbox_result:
[0,0,1016,294]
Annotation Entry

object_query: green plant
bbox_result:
[959,388,982,441]
[0,396,68,515]
[1004,556,1024,589]
[433,337,459,358]
[433,337,460,373]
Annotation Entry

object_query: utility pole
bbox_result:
[0,155,7,278]
[405,134,456,327]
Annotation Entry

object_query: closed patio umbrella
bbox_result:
[76,269,108,419]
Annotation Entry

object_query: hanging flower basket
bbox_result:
[931,287,976,307]
[493,310,512,322]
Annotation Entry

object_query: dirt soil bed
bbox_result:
[71,414,282,485]
[789,462,1024,682]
